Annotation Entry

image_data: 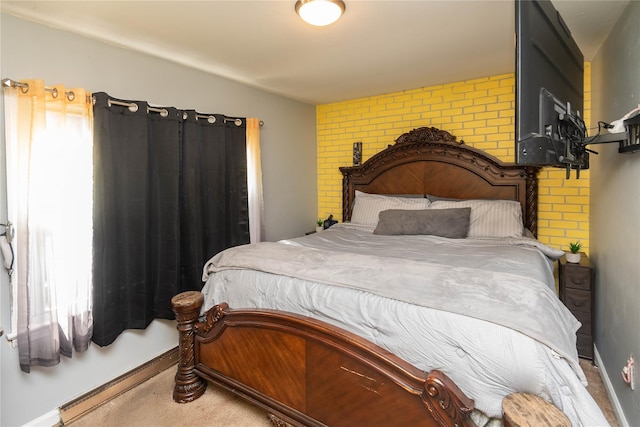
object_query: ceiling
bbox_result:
[0,0,629,105]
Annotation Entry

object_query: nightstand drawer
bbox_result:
[577,333,593,359]
[564,268,592,290]
[563,289,591,313]
[574,313,592,334]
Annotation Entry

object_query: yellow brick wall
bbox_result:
[317,69,591,253]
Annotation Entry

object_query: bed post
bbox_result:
[341,172,352,222]
[171,291,207,403]
[524,166,539,238]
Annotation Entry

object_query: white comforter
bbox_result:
[200,224,609,427]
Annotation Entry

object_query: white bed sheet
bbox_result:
[199,224,609,427]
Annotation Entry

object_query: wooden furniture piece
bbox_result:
[173,291,474,427]
[558,253,595,359]
[502,393,571,427]
[171,127,540,427]
[340,126,540,237]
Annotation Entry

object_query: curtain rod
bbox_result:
[104,97,264,127]
[2,78,76,101]
[3,78,264,126]
[106,98,171,117]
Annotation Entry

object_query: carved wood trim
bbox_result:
[423,370,474,427]
[171,291,207,403]
[394,126,459,145]
[524,167,539,237]
[196,302,228,334]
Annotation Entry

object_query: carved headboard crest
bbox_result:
[394,126,460,146]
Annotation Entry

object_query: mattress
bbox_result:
[200,224,609,426]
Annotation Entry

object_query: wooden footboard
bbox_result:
[171,291,476,427]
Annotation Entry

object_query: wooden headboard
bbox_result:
[339,127,541,236]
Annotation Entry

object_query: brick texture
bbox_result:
[316,70,591,253]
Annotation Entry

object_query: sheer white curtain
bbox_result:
[3,79,93,372]
[246,118,264,243]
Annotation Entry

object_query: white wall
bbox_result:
[0,13,317,426]
[590,1,640,425]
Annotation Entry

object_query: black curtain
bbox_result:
[91,93,249,347]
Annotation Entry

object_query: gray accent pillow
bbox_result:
[373,208,471,238]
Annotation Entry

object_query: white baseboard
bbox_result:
[594,345,629,427]
[22,408,60,427]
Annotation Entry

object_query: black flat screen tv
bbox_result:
[515,0,587,172]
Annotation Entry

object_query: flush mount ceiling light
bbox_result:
[295,0,346,26]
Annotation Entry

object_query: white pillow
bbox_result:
[429,199,524,238]
[350,191,431,226]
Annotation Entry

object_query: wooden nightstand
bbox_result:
[558,253,594,360]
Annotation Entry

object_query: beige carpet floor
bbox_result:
[67,367,272,427]
[580,358,619,427]
[67,358,619,427]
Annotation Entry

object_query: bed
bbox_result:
[171,127,609,427]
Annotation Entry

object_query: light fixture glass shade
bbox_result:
[295,0,345,26]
